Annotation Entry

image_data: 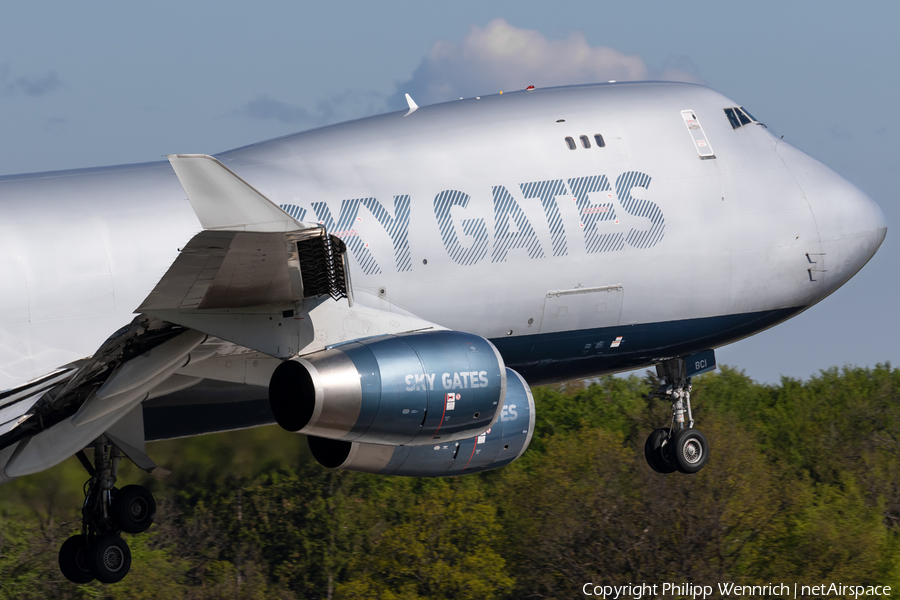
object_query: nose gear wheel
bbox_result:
[644,355,711,475]
[670,427,709,473]
[644,427,676,474]
[683,439,702,463]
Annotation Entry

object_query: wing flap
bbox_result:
[137,227,350,313]
[199,232,295,309]
[140,155,351,314]
[138,232,229,311]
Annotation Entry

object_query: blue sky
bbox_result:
[1,1,896,383]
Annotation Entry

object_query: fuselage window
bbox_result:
[594,134,605,147]
[739,107,758,122]
[724,106,761,129]
[580,135,591,148]
[565,137,576,150]
[724,108,741,129]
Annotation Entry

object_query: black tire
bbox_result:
[58,534,94,584]
[644,428,676,474]
[89,535,132,584]
[670,428,709,474]
[111,484,156,534]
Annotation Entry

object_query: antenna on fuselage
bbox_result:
[404,93,418,117]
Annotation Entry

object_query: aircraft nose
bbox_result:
[804,167,886,288]
[873,195,888,248]
[775,140,886,290]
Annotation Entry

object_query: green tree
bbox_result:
[336,478,514,600]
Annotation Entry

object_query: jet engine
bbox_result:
[307,367,535,476]
[268,330,508,445]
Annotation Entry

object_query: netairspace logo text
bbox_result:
[582,582,893,599]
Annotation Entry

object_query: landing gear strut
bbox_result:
[644,352,713,475]
[58,435,156,584]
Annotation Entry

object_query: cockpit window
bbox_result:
[739,107,757,122]
[724,106,762,129]
[724,108,741,129]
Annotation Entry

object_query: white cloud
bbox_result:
[230,20,703,127]
[393,19,701,108]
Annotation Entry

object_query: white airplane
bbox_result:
[0,81,886,584]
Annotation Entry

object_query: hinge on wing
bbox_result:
[297,229,351,303]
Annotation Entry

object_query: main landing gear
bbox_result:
[644,354,713,475]
[58,435,157,584]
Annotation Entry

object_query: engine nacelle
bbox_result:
[307,368,535,477]
[269,330,507,445]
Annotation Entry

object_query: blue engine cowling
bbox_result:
[307,368,535,477]
[269,330,508,446]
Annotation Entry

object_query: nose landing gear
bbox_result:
[669,426,709,474]
[644,351,715,475]
[58,435,156,584]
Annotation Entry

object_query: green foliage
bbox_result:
[335,478,514,600]
[532,375,651,443]
[0,365,898,598]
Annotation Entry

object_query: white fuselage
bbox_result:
[0,82,886,388]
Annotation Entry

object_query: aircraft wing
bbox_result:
[140,154,352,312]
[139,154,440,358]
[0,155,442,480]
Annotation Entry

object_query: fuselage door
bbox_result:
[681,110,716,159]
[540,285,624,334]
